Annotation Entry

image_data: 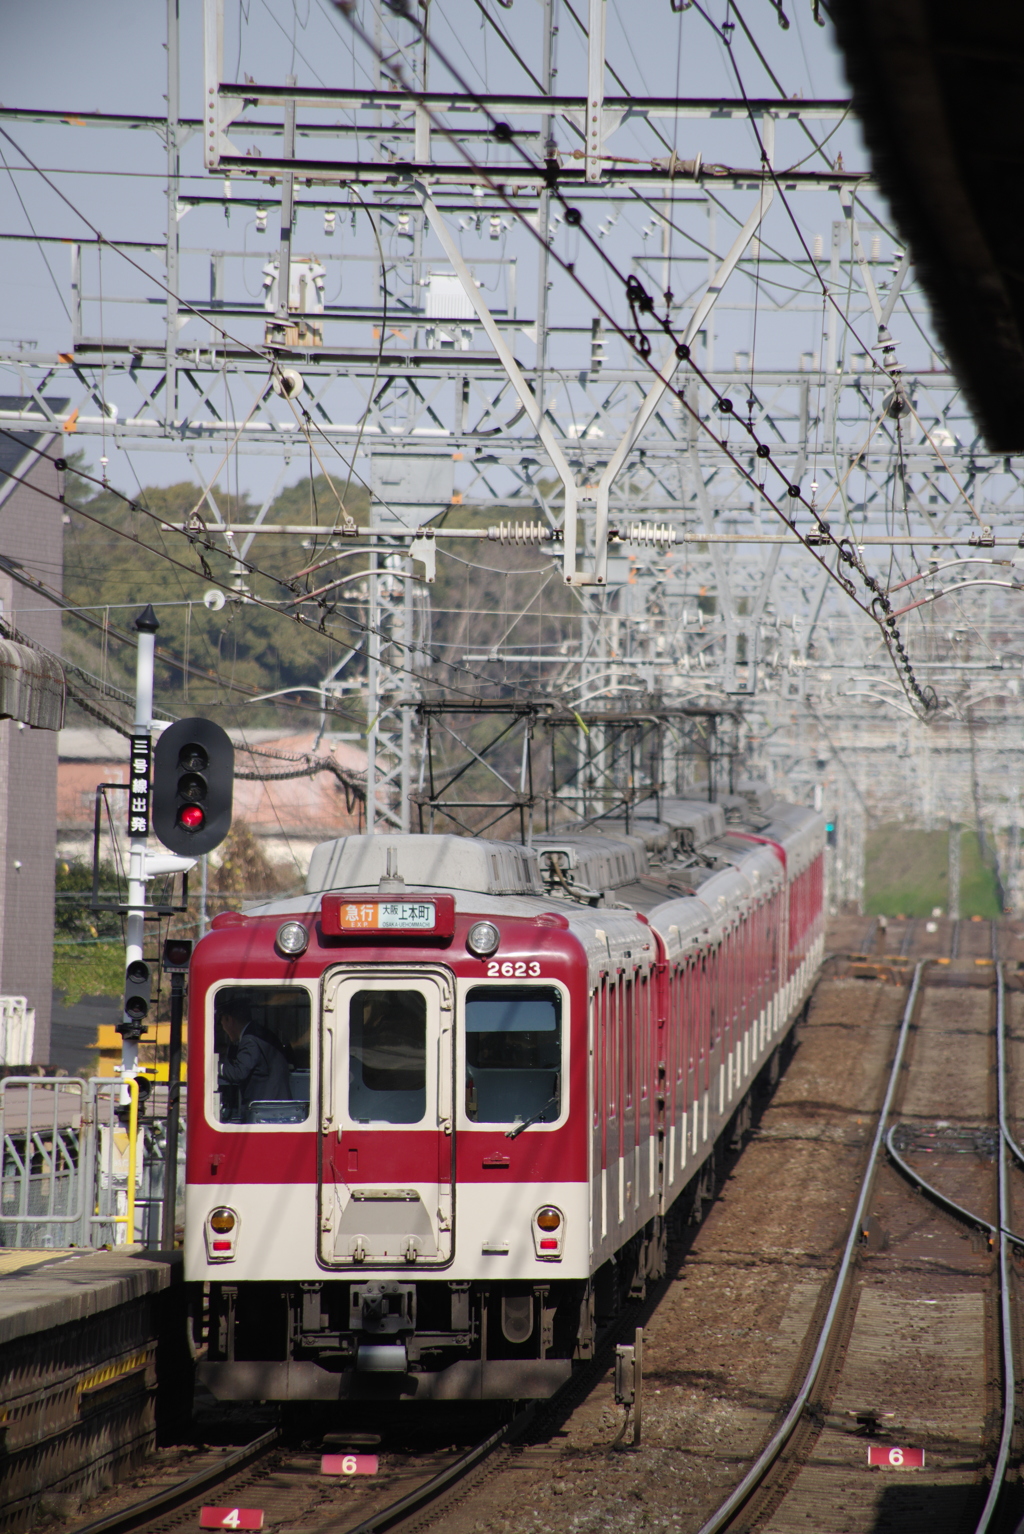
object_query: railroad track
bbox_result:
[66,934,1024,1534]
[64,1244,680,1534]
[694,922,1024,1534]
[63,1019,812,1534]
[64,1409,534,1534]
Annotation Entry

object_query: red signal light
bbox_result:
[177,804,206,831]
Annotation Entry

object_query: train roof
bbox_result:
[234,787,823,955]
[305,832,544,898]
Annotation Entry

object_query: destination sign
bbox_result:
[336,901,436,930]
[320,893,456,939]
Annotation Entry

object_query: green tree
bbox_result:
[61,461,371,732]
[54,856,123,939]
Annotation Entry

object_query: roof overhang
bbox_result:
[831,0,1024,452]
[0,638,66,731]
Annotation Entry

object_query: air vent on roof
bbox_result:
[658,798,727,851]
[531,831,649,902]
[305,834,543,897]
[732,779,776,813]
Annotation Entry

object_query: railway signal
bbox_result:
[121,957,151,1033]
[153,717,234,856]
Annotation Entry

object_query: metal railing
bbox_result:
[0,1076,181,1249]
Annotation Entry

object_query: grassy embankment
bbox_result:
[864,825,1002,918]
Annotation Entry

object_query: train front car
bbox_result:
[185,834,616,1402]
[184,789,825,1404]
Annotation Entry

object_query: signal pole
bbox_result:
[118,606,159,1102]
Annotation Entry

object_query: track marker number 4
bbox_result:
[200,1509,264,1529]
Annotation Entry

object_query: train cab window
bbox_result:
[464,987,561,1127]
[214,987,311,1125]
[348,990,427,1125]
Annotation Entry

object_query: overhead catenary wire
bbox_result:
[0,582,368,801]
[0,23,956,717]
[0,427,568,707]
[332,0,939,717]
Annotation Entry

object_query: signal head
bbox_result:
[153,717,234,856]
[177,771,208,804]
[177,804,206,832]
[162,938,193,973]
[178,743,209,774]
[122,958,152,1026]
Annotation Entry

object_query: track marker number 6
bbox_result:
[321,1454,379,1476]
[866,1445,924,1469]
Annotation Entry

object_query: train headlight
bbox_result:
[467,920,500,958]
[205,1206,239,1262]
[533,1204,565,1260]
[276,920,309,957]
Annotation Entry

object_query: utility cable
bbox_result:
[1,39,940,715]
[0,426,557,704]
[335,0,939,717]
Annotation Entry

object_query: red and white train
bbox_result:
[185,783,824,1401]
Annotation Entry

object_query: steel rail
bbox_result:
[884,1122,1024,1255]
[884,1126,1000,1240]
[879,954,1015,1533]
[692,961,924,1534]
[340,1411,531,1534]
[67,1430,279,1534]
[977,961,1015,1534]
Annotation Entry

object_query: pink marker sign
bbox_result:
[867,1445,925,1469]
[199,1509,264,1529]
[321,1454,379,1476]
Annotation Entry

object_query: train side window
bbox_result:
[464,987,561,1128]
[348,990,427,1124]
[213,986,312,1125]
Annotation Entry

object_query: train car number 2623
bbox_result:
[486,960,543,977]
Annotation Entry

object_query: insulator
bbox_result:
[487,522,553,545]
[626,522,677,550]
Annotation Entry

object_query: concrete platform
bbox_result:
[0,1247,189,1532]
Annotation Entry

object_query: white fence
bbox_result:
[0,997,36,1065]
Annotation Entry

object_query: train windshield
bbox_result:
[464,987,561,1127]
[213,986,312,1125]
[348,989,427,1124]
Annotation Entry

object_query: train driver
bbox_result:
[216,993,293,1119]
